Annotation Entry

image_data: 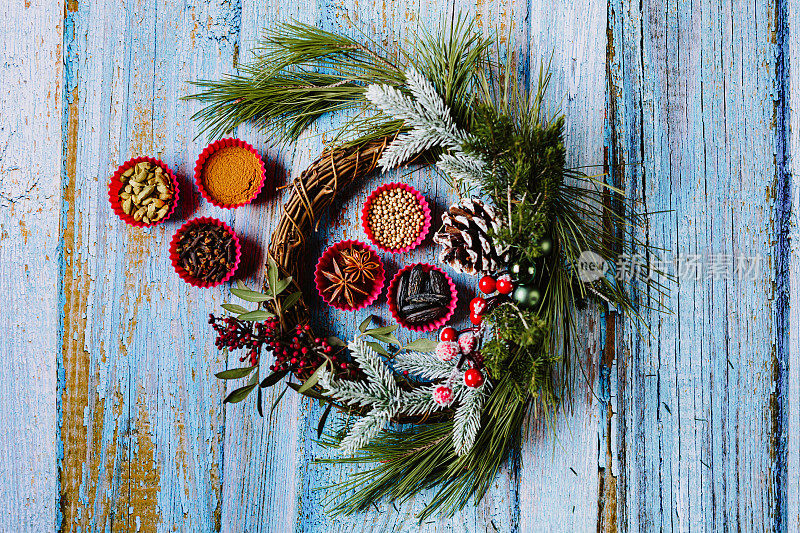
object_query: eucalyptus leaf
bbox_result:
[403,338,439,352]
[236,280,248,291]
[358,315,375,333]
[368,332,393,344]
[257,384,264,417]
[386,334,401,347]
[365,325,398,335]
[297,363,327,394]
[238,310,276,321]
[282,291,303,311]
[221,303,249,315]
[260,369,289,388]
[288,381,329,401]
[224,383,257,404]
[317,402,333,438]
[270,385,289,414]
[231,287,271,302]
[267,256,279,298]
[215,367,255,380]
[326,336,346,348]
[273,277,293,297]
[366,341,390,356]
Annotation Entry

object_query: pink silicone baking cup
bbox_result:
[314,240,385,312]
[194,138,267,209]
[108,157,179,227]
[387,263,458,332]
[169,217,242,288]
[361,182,432,254]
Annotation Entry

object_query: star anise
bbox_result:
[321,256,368,307]
[340,246,381,283]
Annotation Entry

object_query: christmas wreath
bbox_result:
[189,19,661,519]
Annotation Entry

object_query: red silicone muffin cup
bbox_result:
[388,263,458,332]
[169,217,242,288]
[108,157,179,227]
[361,182,432,254]
[315,240,385,312]
[194,138,267,209]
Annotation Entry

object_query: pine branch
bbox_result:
[339,411,393,453]
[349,339,398,396]
[365,69,482,172]
[453,381,491,456]
[393,352,453,380]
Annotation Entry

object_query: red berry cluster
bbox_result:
[209,313,279,366]
[270,324,361,380]
[469,274,514,325]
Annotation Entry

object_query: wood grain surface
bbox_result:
[0,0,64,531]
[0,0,796,531]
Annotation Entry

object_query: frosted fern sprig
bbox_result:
[437,152,487,186]
[453,381,492,456]
[365,69,477,171]
[349,338,398,397]
[339,411,393,452]
[393,351,454,380]
[319,340,476,453]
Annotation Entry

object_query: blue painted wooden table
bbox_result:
[2,0,798,531]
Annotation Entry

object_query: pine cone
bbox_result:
[433,197,509,276]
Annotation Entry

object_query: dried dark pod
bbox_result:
[407,264,425,295]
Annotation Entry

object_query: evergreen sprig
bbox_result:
[317,377,526,520]
[319,339,468,453]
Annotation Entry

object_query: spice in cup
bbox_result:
[200,144,263,206]
[366,187,424,250]
[118,161,174,224]
[174,222,237,283]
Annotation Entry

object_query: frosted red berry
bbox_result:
[436,341,460,362]
[458,332,477,355]
[464,368,485,388]
[433,385,454,406]
[439,327,457,342]
[478,275,496,294]
[496,275,513,295]
[469,297,487,315]
[470,312,483,326]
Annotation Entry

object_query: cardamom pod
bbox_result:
[156,206,169,220]
[122,168,134,178]
[133,208,145,221]
[142,216,150,224]
[136,185,155,203]
[122,198,132,214]
[146,203,156,219]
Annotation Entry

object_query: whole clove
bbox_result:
[175,223,235,283]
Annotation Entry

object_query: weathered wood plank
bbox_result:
[609,0,785,530]
[0,1,64,531]
[785,0,798,529]
[58,1,241,530]
[517,1,608,531]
